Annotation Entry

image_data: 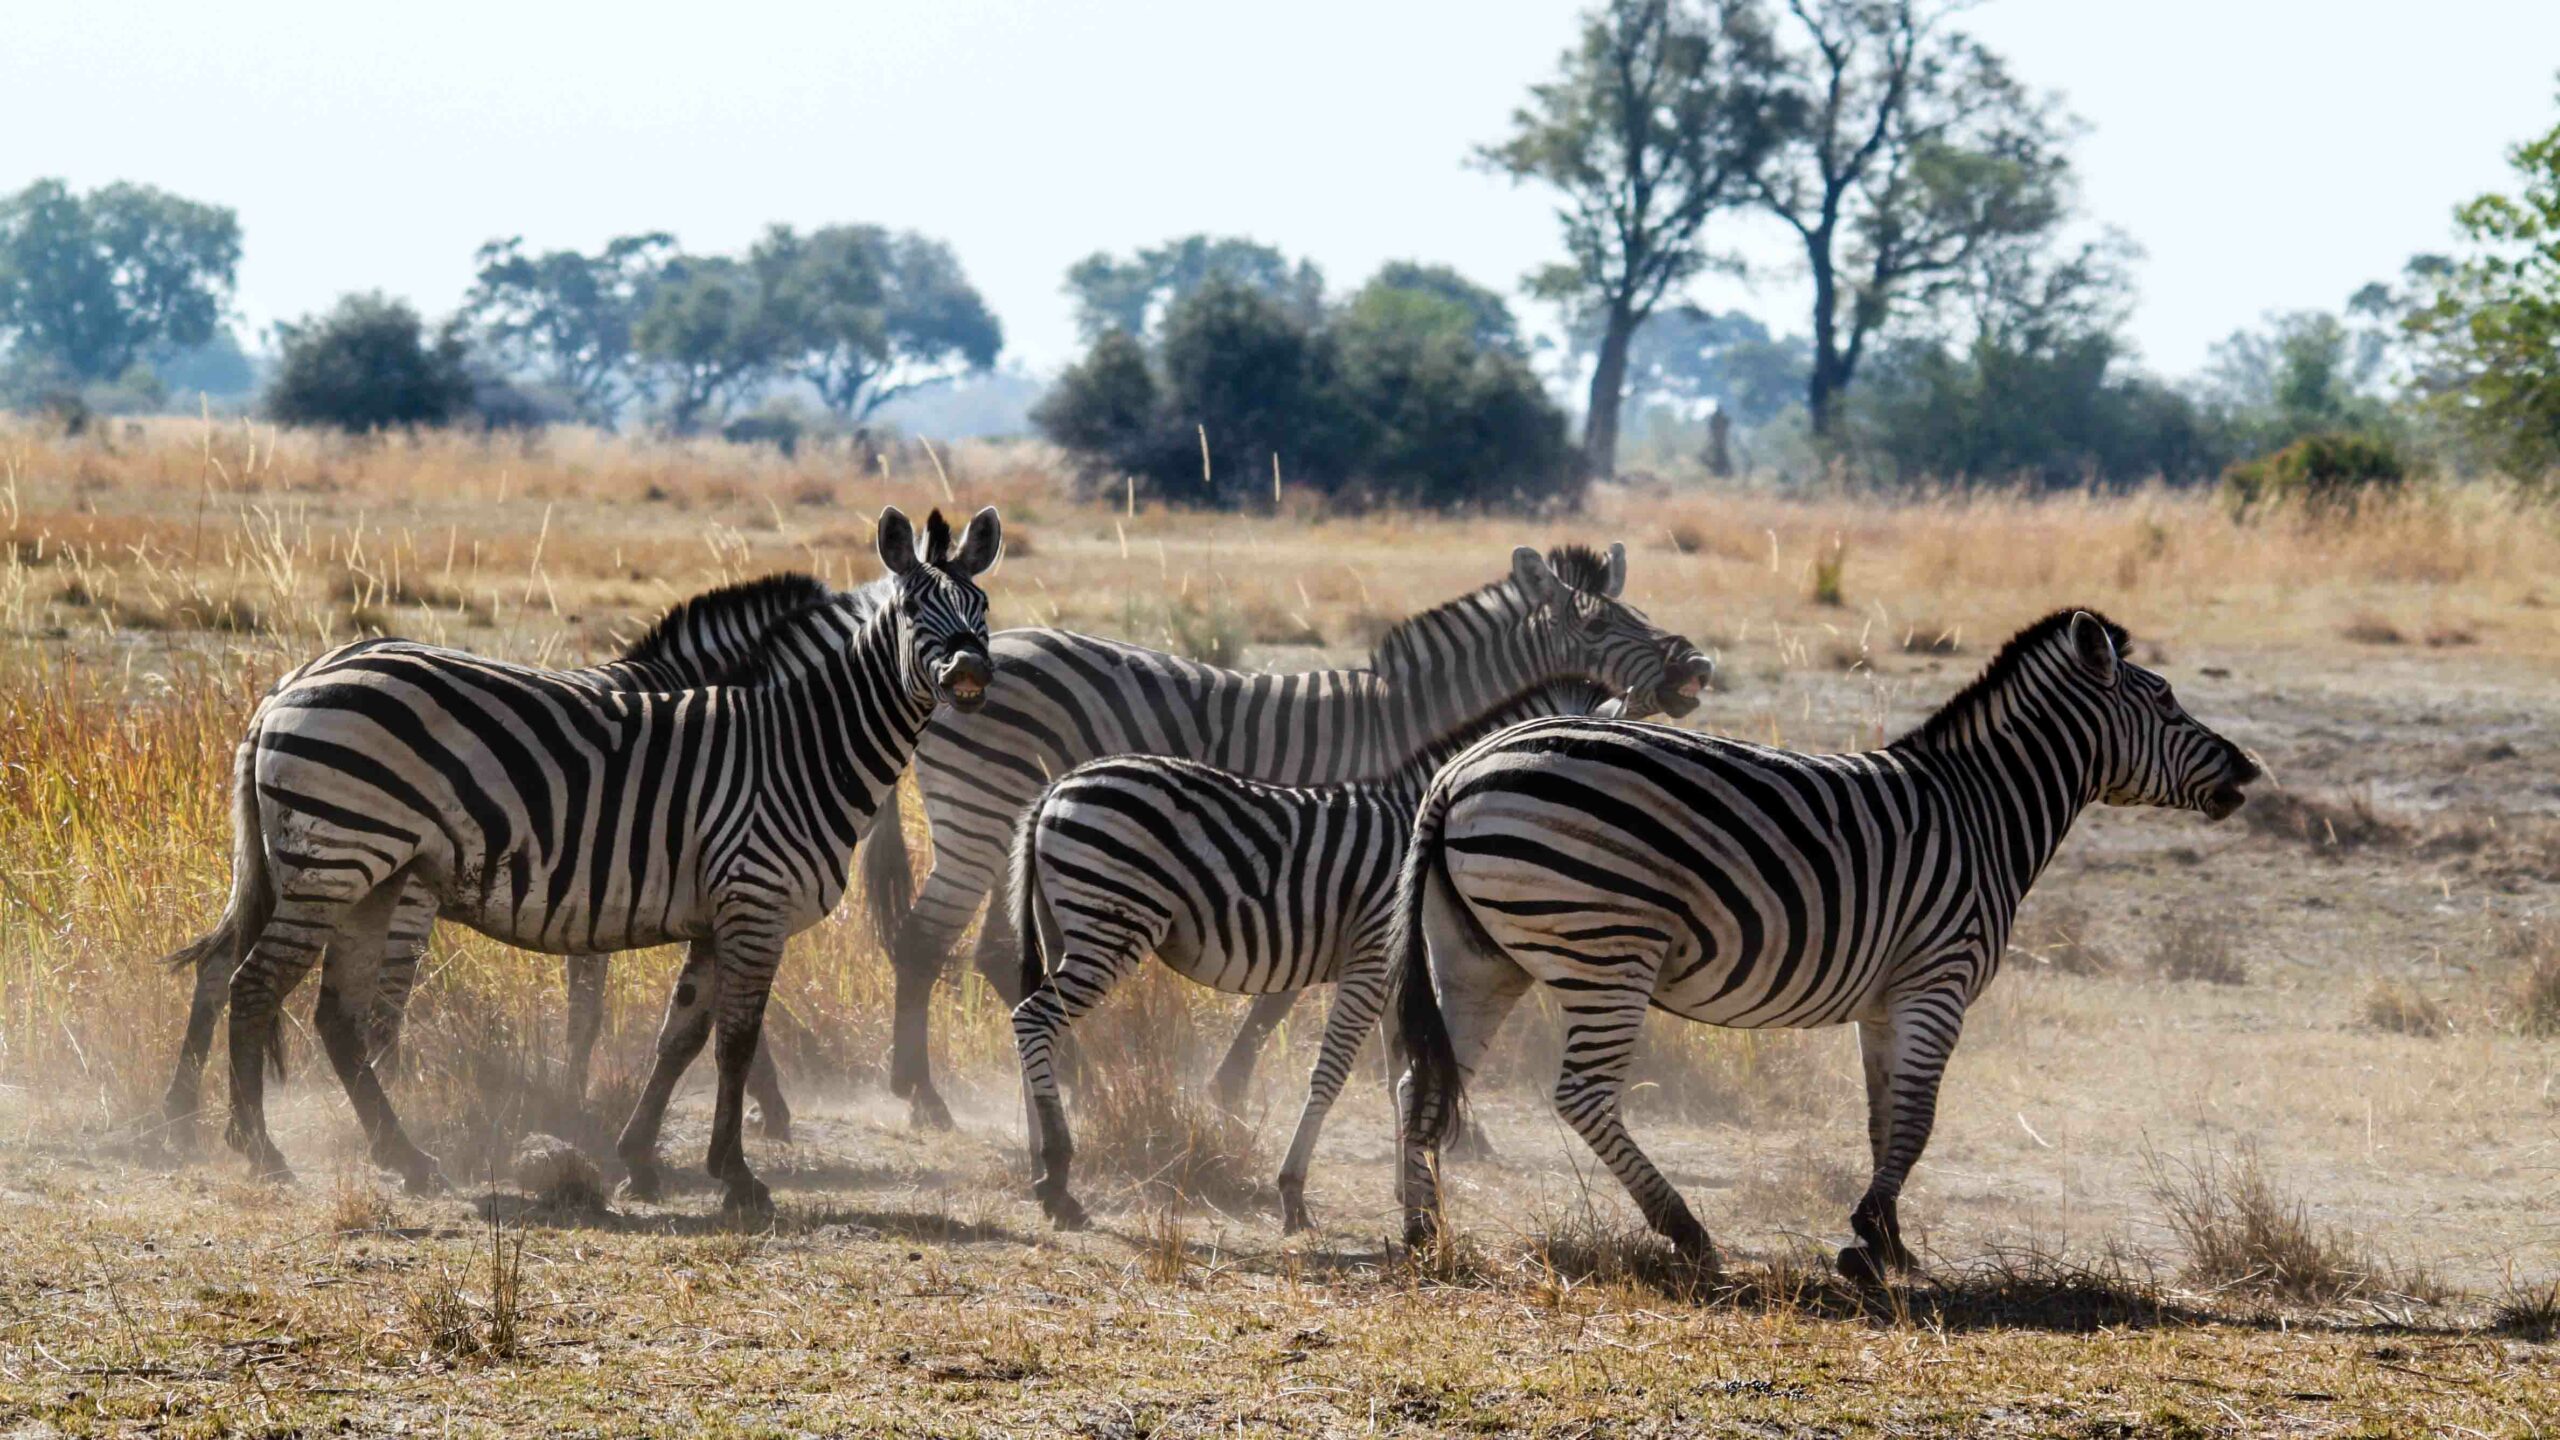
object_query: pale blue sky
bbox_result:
[7,1,2556,380]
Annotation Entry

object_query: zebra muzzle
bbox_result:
[937,653,992,711]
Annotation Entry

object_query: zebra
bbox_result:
[862,542,1714,1130]
[210,507,999,1214]
[1008,675,1638,1235]
[158,571,859,1148]
[1393,609,2260,1280]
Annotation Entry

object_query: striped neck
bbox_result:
[1896,669,2104,911]
[745,593,937,852]
[1358,575,1563,770]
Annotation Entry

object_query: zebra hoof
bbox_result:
[908,1092,955,1133]
[755,1109,793,1143]
[1280,1195,1314,1236]
[397,1155,449,1197]
[616,1164,663,1206]
[1044,1193,1090,1231]
[1836,1244,1888,1287]
[721,1176,774,1221]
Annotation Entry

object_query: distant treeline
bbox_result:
[3,4,2556,504]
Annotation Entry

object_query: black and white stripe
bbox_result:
[1007,678,1621,1234]
[210,507,998,1214]
[1394,610,2260,1278]
[863,542,1712,1129]
[160,572,850,1145]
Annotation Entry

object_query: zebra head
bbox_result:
[1511,543,1713,720]
[877,505,1001,713]
[2062,610,2260,820]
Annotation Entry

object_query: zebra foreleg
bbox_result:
[1277,959,1387,1233]
[562,952,608,1105]
[615,941,718,1205]
[1212,990,1300,1111]
[1553,995,1716,1268]
[1837,995,1963,1285]
[703,926,785,1219]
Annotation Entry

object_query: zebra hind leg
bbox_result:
[1552,995,1715,1269]
[886,866,982,1131]
[1012,939,1145,1231]
[164,933,242,1153]
[747,1037,791,1142]
[309,883,444,1195]
[561,953,608,1107]
[359,881,436,1079]
[223,901,342,1183]
[1397,887,1534,1251]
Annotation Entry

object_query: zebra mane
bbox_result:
[618,572,836,667]
[717,589,891,690]
[1368,544,1615,675]
[1895,607,2130,751]
[1389,676,1611,780]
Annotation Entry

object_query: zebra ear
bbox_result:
[949,506,1003,577]
[2068,611,2119,687]
[1602,542,1628,598]
[876,507,921,577]
[1510,545,1566,606]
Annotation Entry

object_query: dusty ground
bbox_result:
[1,423,2555,1435]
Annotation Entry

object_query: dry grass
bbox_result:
[2014,897,2118,976]
[2150,913,2249,986]
[2361,978,2448,1037]
[2505,920,2560,1037]
[2241,787,2411,852]
[2146,1143,2371,1304]
[1059,967,1268,1212]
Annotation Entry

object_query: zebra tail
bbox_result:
[1007,799,1047,1008]
[163,741,286,1079]
[1391,782,1465,1148]
[857,780,918,961]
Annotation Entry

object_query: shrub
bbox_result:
[2151,913,2247,986]
[2146,1143,2369,1303]
[2220,432,2409,519]
[267,293,472,432]
[2360,979,2445,1037]
[1035,267,1578,511]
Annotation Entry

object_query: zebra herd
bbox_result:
[161,502,2257,1278]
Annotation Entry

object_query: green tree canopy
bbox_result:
[1752,0,2074,438]
[1064,235,1324,341]
[462,232,673,426]
[2403,87,2560,477]
[754,224,1003,422]
[0,179,240,384]
[633,254,789,435]
[266,294,471,433]
[1484,0,1790,478]
[1036,267,1575,511]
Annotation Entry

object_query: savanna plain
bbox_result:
[0,420,2555,1436]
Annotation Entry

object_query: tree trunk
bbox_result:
[1806,245,1842,440]
[1584,306,1638,479]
